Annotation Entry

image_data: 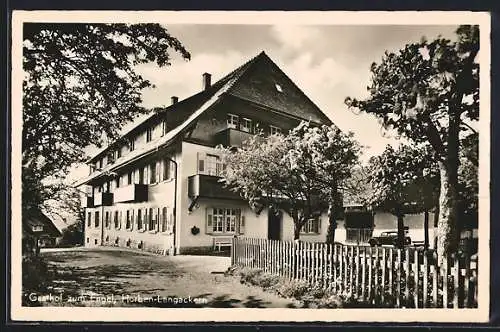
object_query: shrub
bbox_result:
[22,255,54,306]
[276,279,310,298]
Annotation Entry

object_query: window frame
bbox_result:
[207,207,241,235]
[269,125,282,135]
[241,118,252,133]
[301,217,321,235]
[227,113,239,129]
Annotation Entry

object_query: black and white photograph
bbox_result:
[10,11,490,322]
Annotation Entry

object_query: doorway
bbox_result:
[267,209,282,240]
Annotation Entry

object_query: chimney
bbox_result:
[171,96,178,105]
[202,72,212,91]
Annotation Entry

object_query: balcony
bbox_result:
[188,174,241,200]
[113,184,148,203]
[214,128,263,147]
[81,196,94,208]
[94,192,114,206]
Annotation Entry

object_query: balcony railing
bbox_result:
[214,128,263,147]
[94,192,114,206]
[188,174,240,200]
[113,184,148,203]
[81,196,94,208]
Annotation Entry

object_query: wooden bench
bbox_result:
[213,237,234,251]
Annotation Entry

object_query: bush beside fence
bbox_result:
[231,237,478,308]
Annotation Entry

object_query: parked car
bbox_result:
[368,231,411,247]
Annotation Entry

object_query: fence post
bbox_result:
[404,248,410,307]
[374,246,379,305]
[432,250,438,308]
[355,246,360,299]
[368,245,373,303]
[443,255,449,308]
[423,250,429,308]
[453,253,460,308]
[414,249,419,308]
[361,246,367,302]
[397,249,402,308]
[381,247,386,305]
[388,247,393,307]
[464,253,471,307]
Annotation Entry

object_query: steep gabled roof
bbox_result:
[75,51,334,186]
[23,209,62,237]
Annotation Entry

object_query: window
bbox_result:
[227,113,239,129]
[205,154,223,176]
[146,127,153,142]
[270,125,281,135]
[241,118,252,133]
[114,211,119,229]
[161,207,170,232]
[129,138,135,152]
[163,159,171,181]
[87,212,92,227]
[115,177,121,188]
[107,152,114,164]
[98,159,103,169]
[150,162,157,184]
[162,120,167,136]
[95,211,100,228]
[206,208,241,234]
[275,83,283,92]
[116,148,122,159]
[127,171,133,185]
[225,209,237,232]
[142,166,148,185]
[302,217,321,234]
[148,207,155,231]
[126,210,131,229]
[105,211,110,228]
[137,209,143,230]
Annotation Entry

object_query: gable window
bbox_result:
[270,125,281,135]
[129,138,135,152]
[161,120,168,136]
[302,217,321,234]
[116,148,122,159]
[206,208,243,234]
[227,113,239,129]
[146,127,153,142]
[98,159,103,169]
[95,211,100,228]
[241,118,252,133]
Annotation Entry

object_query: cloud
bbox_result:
[270,25,320,50]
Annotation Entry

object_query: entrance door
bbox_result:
[267,209,282,240]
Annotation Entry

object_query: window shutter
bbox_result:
[239,214,245,235]
[197,152,206,173]
[206,208,213,234]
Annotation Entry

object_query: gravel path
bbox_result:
[36,247,297,308]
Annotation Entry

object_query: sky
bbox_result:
[69,24,459,183]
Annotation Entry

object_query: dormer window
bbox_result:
[241,118,252,133]
[275,83,283,93]
[227,114,239,129]
[270,125,281,135]
[129,138,135,152]
[146,127,153,142]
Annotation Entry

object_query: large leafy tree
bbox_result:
[219,122,360,240]
[366,144,439,249]
[345,25,479,257]
[22,23,190,210]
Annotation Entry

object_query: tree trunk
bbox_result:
[436,160,459,259]
[436,111,460,259]
[424,210,429,250]
[397,213,405,249]
[293,224,301,240]
[326,202,337,244]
